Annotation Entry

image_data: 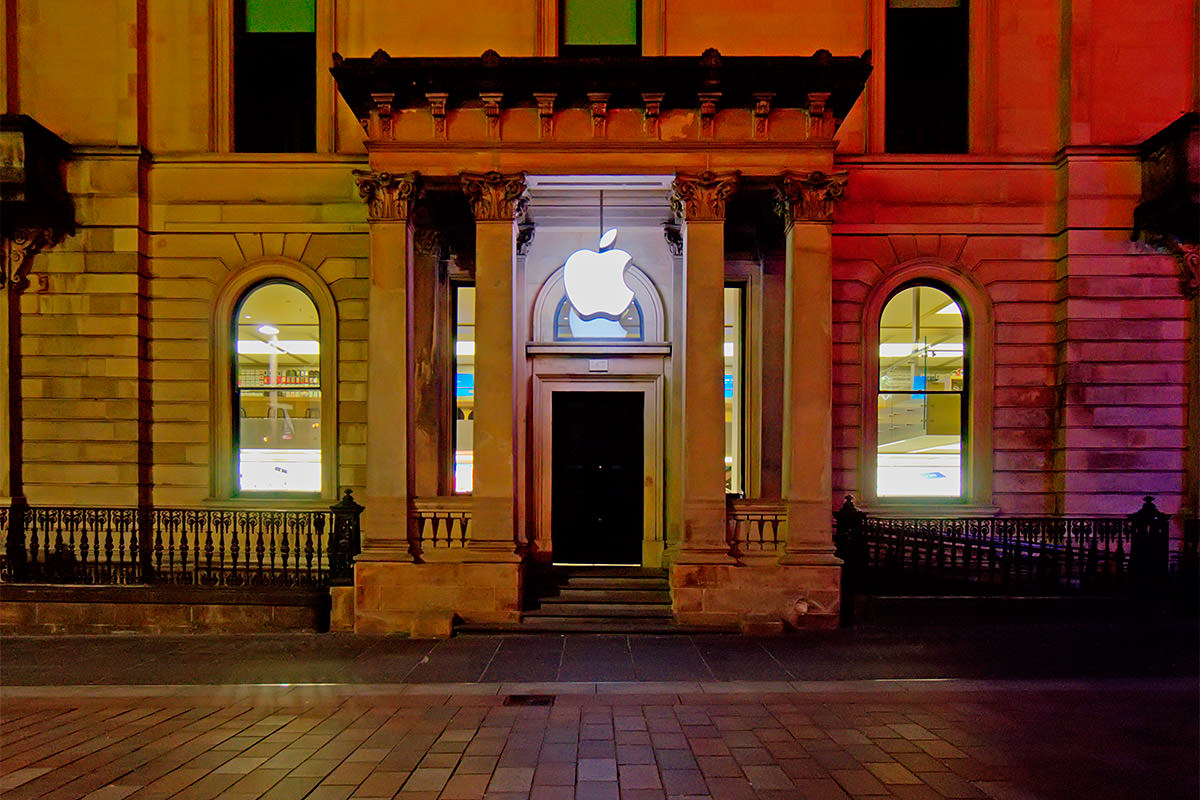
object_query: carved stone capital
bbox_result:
[670,171,739,222]
[774,170,848,226]
[2,228,55,293]
[461,171,528,221]
[352,170,421,222]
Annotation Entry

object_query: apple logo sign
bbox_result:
[564,228,635,321]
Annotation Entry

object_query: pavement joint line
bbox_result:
[0,676,1193,699]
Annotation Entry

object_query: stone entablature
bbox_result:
[330,49,871,146]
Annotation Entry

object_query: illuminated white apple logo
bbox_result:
[563,229,635,319]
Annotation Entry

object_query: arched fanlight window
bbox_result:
[877,284,966,497]
[233,281,322,493]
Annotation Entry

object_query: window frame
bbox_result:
[212,0,335,153]
[860,261,994,509]
[211,260,339,502]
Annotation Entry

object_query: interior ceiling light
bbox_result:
[935,302,962,315]
[456,341,475,356]
[258,325,279,336]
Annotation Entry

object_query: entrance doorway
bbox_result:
[551,391,643,565]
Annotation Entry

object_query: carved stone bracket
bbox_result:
[752,92,774,140]
[588,93,610,138]
[533,93,556,139]
[426,92,449,140]
[369,92,395,140]
[806,92,832,139]
[774,170,849,226]
[641,92,664,139]
[461,171,528,221]
[352,170,421,222]
[480,92,504,139]
[2,228,56,293]
[670,171,740,222]
[698,92,720,139]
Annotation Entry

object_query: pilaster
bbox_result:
[671,171,738,564]
[354,170,420,560]
[775,170,847,567]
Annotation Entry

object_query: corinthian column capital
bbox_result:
[352,170,421,222]
[670,171,739,222]
[460,171,528,221]
[773,170,848,227]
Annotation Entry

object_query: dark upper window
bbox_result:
[234,0,316,153]
[559,0,641,55]
[885,0,968,154]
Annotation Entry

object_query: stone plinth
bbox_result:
[671,562,842,631]
[353,560,522,637]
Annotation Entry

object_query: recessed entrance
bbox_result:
[551,391,643,565]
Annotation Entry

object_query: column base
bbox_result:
[352,560,523,637]
[671,561,842,630]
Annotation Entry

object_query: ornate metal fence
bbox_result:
[0,490,363,589]
[833,495,1173,599]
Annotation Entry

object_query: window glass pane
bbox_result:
[885,1,968,153]
[562,0,638,46]
[236,282,321,492]
[454,286,475,494]
[877,286,963,497]
[724,286,744,495]
[245,0,315,32]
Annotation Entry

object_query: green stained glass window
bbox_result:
[244,0,315,33]
[561,0,639,49]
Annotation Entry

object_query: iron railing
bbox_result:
[1,490,363,588]
[833,495,1174,600]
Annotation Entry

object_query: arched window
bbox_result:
[861,264,994,507]
[212,260,338,499]
[876,285,966,497]
[234,281,322,492]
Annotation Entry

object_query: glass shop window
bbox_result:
[885,0,968,153]
[724,285,744,495]
[453,285,475,494]
[234,0,316,152]
[234,281,322,493]
[877,285,966,497]
[560,0,640,55]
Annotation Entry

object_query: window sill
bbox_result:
[858,500,999,518]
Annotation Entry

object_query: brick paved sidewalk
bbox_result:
[2,679,1195,800]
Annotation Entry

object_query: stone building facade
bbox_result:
[2,0,1196,634]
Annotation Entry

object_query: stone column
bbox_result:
[671,171,739,562]
[775,170,846,565]
[354,170,420,559]
[461,171,526,562]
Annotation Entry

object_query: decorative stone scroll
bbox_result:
[426,92,449,140]
[1138,231,1200,298]
[670,171,740,222]
[774,170,849,226]
[352,170,420,222]
[641,92,664,138]
[752,92,774,140]
[461,171,528,221]
[2,228,55,293]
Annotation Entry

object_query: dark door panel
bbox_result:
[552,391,643,564]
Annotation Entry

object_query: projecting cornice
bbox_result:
[331,48,871,147]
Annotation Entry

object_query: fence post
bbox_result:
[833,495,866,626]
[5,497,28,582]
[328,489,363,586]
[1128,495,1169,594]
[138,505,155,584]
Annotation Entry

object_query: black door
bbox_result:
[552,391,643,565]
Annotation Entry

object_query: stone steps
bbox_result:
[511,566,695,634]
